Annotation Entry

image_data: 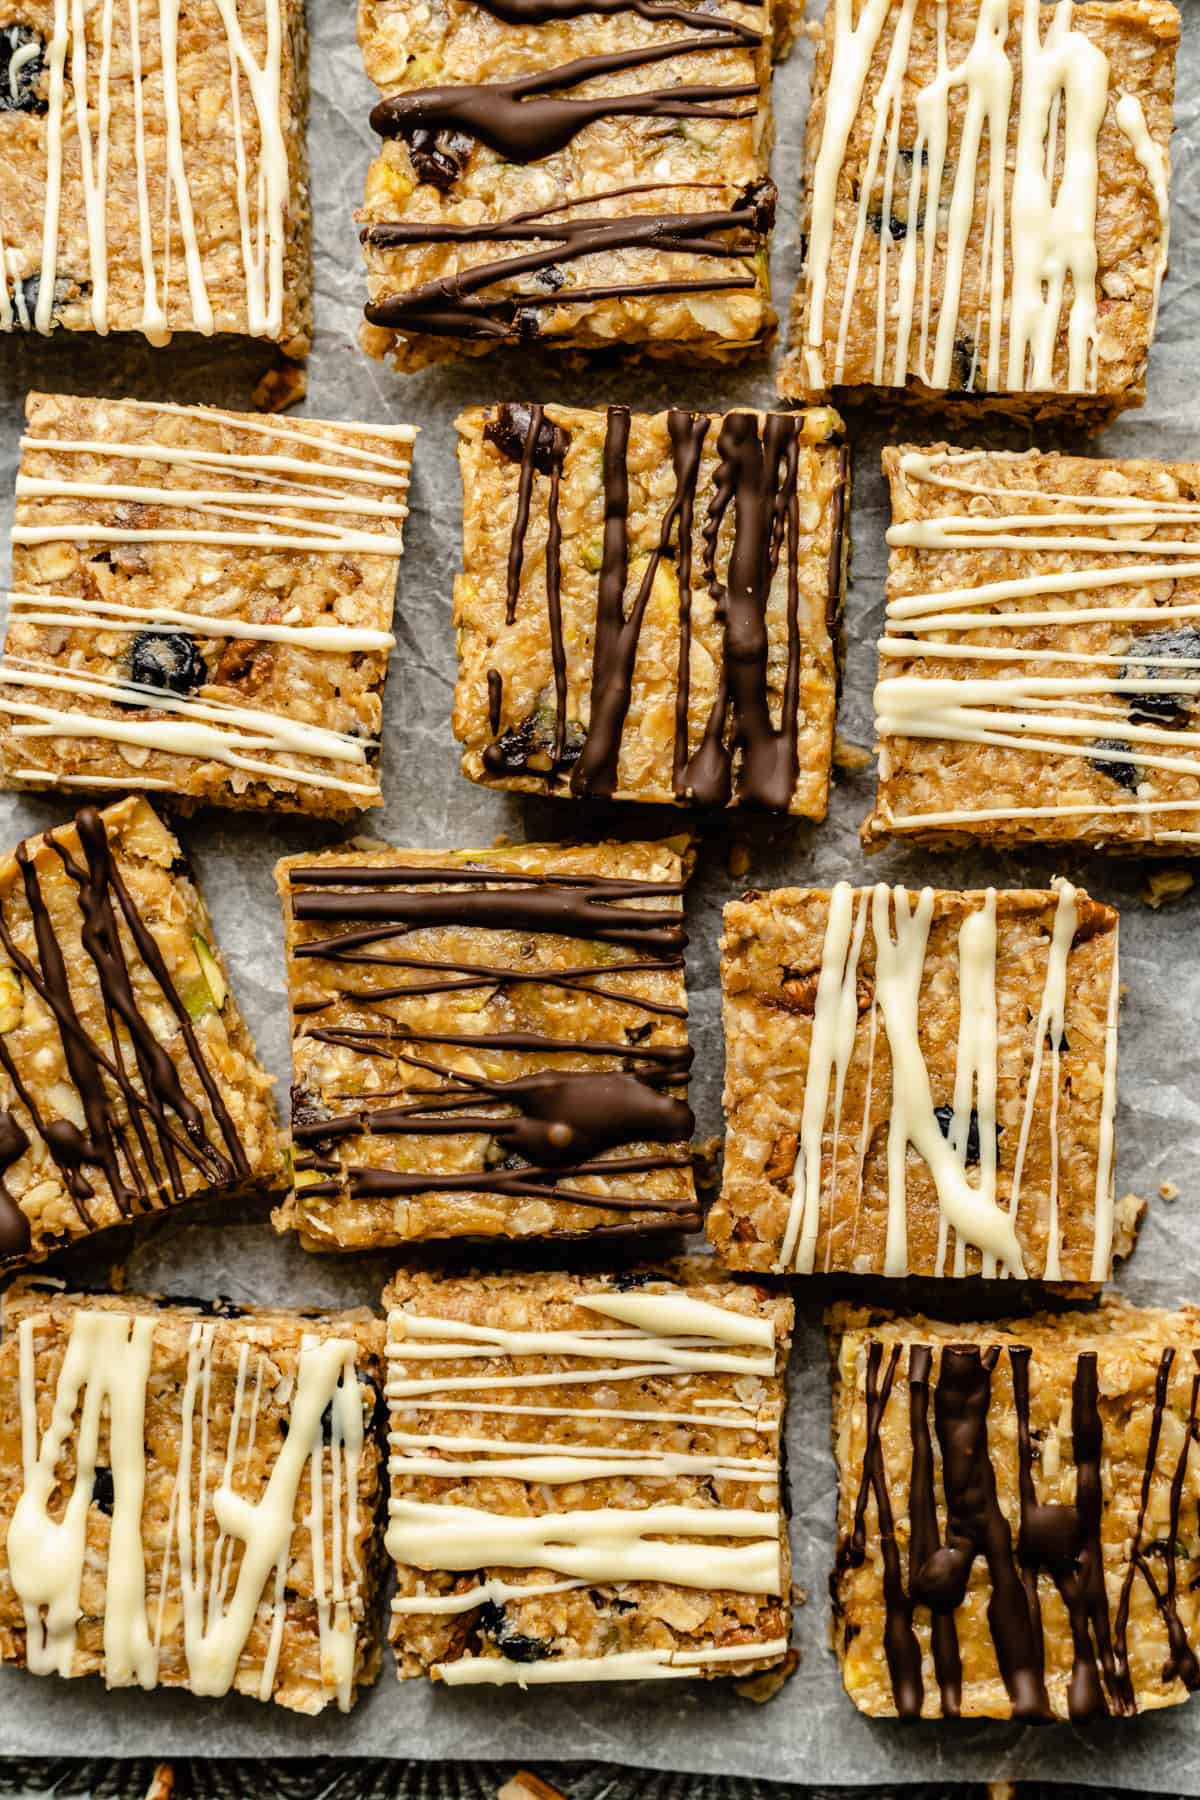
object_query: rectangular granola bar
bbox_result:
[868,443,1200,851]
[0,0,311,351]
[709,881,1126,1283]
[454,402,849,813]
[830,1299,1200,1721]
[779,0,1178,424]
[276,837,698,1249]
[356,0,778,369]
[384,1260,793,1685]
[0,797,281,1273]
[0,392,414,819]
[0,1284,384,1714]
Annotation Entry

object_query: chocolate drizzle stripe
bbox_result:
[295,1151,698,1210]
[842,1336,1200,1723]
[474,0,762,39]
[287,864,682,893]
[302,1026,690,1062]
[290,880,685,954]
[0,806,249,1259]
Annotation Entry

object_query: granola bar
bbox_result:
[356,0,779,370]
[779,0,1178,425]
[0,0,311,352]
[0,1284,384,1714]
[830,1298,1200,1720]
[384,1260,792,1685]
[710,881,1126,1284]
[0,392,414,819]
[0,797,281,1272]
[454,402,849,814]
[868,443,1200,851]
[275,837,698,1249]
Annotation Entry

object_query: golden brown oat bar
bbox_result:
[830,1299,1200,1721]
[779,0,1178,424]
[709,881,1124,1283]
[454,403,849,814]
[276,837,698,1249]
[356,0,778,370]
[0,797,281,1273]
[868,444,1200,851]
[0,1284,384,1714]
[384,1260,792,1685]
[0,393,414,819]
[0,0,311,352]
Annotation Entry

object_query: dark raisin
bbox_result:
[949,335,981,393]
[933,1105,1001,1167]
[482,707,584,779]
[1120,626,1200,729]
[625,1022,654,1046]
[588,1589,638,1614]
[1090,737,1140,791]
[165,1295,245,1319]
[537,265,566,291]
[516,307,541,342]
[92,1466,115,1515]
[290,1084,336,1154]
[0,26,46,114]
[483,402,570,475]
[129,630,207,695]
[405,126,475,191]
[168,852,194,880]
[475,1600,557,1664]
[734,177,776,236]
[12,272,84,330]
[610,1269,655,1291]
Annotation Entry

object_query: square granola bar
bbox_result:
[0,392,414,819]
[384,1260,793,1685]
[709,881,1127,1283]
[779,0,1178,424]
[276,837,698,1249]
[0,0,311,351]
[0,797,281,1273]
[830,1299,1200,1721]
[868,443,1200,851]
[0,1284,384,1713]
[356,0,779,369]
[454,402,849,814]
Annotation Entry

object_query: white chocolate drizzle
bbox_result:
[8,0,292,341]
[386,1287,786,1679]
[803,0,1168,398]
[8,1308,368,1710]
[775,882,1114,1280]
[874,448,1200,838]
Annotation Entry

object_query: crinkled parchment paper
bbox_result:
[2,0,1200,1785]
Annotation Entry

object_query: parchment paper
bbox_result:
[2,0,1200,1784]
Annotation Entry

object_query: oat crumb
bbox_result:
[833,736,873,772]
[498,1774,568,1800]
[145,1764,174,1800]
[252,357,308,413]
[1141,869,1194,910]
[1160,1180,1180,1201]
[728,839,752,879]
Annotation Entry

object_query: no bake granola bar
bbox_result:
[779,0,1178,424]
[830,1299,1200,1721]
[0,1284,384,1713]
[0,0,311,351]
[868,443,1200,851]
[0,797,280,1272]
[454,402,849,813]
[356,0,779,370]
[384,1260,792,1685]
[0,392,414,819]
[709,882,1125,1283]
[275,837,698,1250]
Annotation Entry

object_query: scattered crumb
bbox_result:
[145,1766,174,1800]
[1160,1180,1180,1202]
[492,833,516,849]
[790,1583,808,1607]
[735,1647,800,1702]
[498,1774,568,1800]
[803,16,821,39]
[987,1785,1018,1800]
[833,736,872,772]
[1141,869,1194,910]
[692,1135,722,1205]
[728,839,752,879]
[253,357,308,413]
[348,836,392,853]
[1113,1190,1148,1264]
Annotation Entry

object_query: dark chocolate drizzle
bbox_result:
[363,180,774,340]
[840,1338,1200,1722]
[474,0,761,38]
[287,862,695,1220]
[0,1111,30,1256]
[482,404,824,808]
[0,806,248,1262]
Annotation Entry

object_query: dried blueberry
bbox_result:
[129,630,207,695]
[537,265,566,291]
[859,149,930,240]
[1089,737,1140,791]
[405,126,475,191]
[11,272,84,330]
[1120,627,1200,729]
[610,1269,655,1291]
[0,26,46,114]
[476,1601,558,1664]
[482,707,585,780]
[949,335,981,393]
[934,1105,1001,1167]
[483,402,570,474]
[92,1466,115,1515]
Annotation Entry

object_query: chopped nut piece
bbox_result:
[1142,870,1195,909]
